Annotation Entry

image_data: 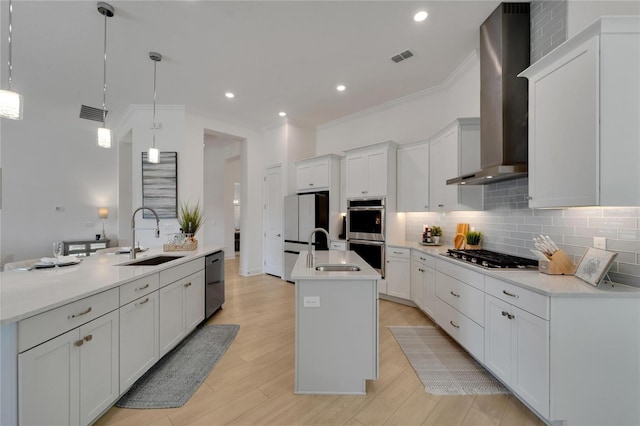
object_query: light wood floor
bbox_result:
[95,258,544,426]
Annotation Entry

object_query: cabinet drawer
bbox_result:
[387,247,410,259]
[119,273,160,306]
[436,259,485,291]
[412,250,436,268]
[485,277,549,320]
[18,288,119,352]
[436,297,484,363]
[436,271,484,326]
[159,257,205,287]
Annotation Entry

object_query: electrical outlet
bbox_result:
[55,206,65,212]
[303,296,320,308]
[164,223,173,231]
[593,237,606,250]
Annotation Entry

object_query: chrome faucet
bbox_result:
[307,227,331,268]
[130,207,160,259]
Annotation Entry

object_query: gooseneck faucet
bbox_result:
[307,227,331,268]
[130,207,160,259]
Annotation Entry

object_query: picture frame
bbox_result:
[142,151,178,219]
[574,247,618,286]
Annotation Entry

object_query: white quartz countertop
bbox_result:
[291,250,381,280]
[0,245,225,324]
[392,241,640,298]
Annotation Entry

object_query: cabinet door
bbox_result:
[18,329,80,426]
[79,310,119,426]
[366,150,387,197]
[184,270,205,332]
[120,291,160,393]
[386,256,410,299]
[441,127,460,210]
[429,135,448,211]
[411,261,426,310]
[296,164,312,191]
[528,37,598,208]
[160,280,185,356]
[397,144,429,212]
[310,161,329,189]
[422,266,436,319]
[484,295,513,384]
[346,154,367,198]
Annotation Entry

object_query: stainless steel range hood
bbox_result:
[448,3,530,186]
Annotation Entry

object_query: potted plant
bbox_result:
[465,230,483,250]
[178,201,204,241]
[431,226,443,244]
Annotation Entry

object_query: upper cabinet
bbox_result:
[519,17,640,208]
[429,119,484,212]
[344,142,398,199]
[295,154,341,193]
[397,141,429,212]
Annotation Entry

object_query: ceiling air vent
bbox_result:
[79,105,109,122]
[391,49,414,63]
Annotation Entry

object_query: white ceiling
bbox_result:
[2,1,503,130]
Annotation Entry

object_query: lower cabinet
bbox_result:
[385,247,411,299]
[411,251,436,319]
[18,310,119,426]
[160,270,205,357]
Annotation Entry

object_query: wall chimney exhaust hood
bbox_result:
[448,3,530,185]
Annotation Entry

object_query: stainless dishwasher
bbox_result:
[205,250,225,318]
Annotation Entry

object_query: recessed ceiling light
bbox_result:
[414,10,428,22]
[279,112,286,117]
[337,85,346,92]
[225,92,235,99]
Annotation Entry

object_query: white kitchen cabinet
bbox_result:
[429,119,483,212]
[385,247,410,300]
[397,141,429,212]
[519,17,640,208]
[410,251,436,319]
[295,154,341,193]
[119,291,160,393]
[18,310,119,426]
[344,142,397,199]
[160,270,205,357]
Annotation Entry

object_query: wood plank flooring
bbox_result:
[95,258,544,426]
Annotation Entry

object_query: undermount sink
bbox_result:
[314,264,361,272]
[118,255,184,266]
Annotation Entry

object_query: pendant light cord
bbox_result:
[7,0,14,89]
[102,11,108,126]
[152,59,157,148]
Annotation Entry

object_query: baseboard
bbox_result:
[379,293,416,307]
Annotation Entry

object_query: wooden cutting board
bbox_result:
[453,223,469,249]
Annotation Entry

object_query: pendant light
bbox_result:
[0,0,23,120]
[148,51,162,164]
[96,2,114,148]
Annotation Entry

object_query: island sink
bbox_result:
[314,264,360,272]
[118,255,184,266]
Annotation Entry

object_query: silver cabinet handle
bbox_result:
[68,307,92,319]
[184,282,192,288]
[75,340,84,347]
[418,268,425,273]
[362,190,368,194]
[309,183,314,186]
[276,234,281,237]
[450,291,460,298]
[502,311,515,320]
[135,297,150,307]
[420,257,426,261]
[438,204,444,207]
[135,283,150,292]
[84,334,93,342]
[450,320,460,329]
[392,251,403,254]
[503,290,518,298]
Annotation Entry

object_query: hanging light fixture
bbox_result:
[0,0,23,120]
[96,2,114,148]
[148,51,162,164]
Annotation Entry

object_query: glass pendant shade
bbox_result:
[0,89,23,120]
[148,146,160,164]
[97,127,112,148]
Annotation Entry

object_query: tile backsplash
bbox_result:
[404,178,640,287]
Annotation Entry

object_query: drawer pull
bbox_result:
[502,311,515,320]
[309,183,314,186]
[438,204,444,207]
[184,282,192,288]
[74,340,84,347]
[393,251,403,255]
[450,291,460,298]
[136,297,150,307]
[68,306,92,319]
[135,283,150,292]
[419,257,426,261]
[418,268,425,273]
[84,334,93,342]
[449,320,460,329]
[503,290,518,298]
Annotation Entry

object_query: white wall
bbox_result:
[567,1,640,37]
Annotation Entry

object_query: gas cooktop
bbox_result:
[443,249,538,269]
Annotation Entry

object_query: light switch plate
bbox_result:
[593,237,606,250]
[303,296,320,308]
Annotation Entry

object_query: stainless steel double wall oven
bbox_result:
[347,198,386,277]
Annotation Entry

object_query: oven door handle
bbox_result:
[348,239,385,246]
[347,206,385,211]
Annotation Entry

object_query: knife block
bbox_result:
[538,249,575,275]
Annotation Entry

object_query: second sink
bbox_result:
[314,264,361,272]
[118,255,184,266]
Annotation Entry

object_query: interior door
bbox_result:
[264,165,283,277]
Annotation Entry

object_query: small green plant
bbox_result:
[465,230,483,245]
[431,226,442,237]
[178,201,204,235]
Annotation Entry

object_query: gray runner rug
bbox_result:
[389,325,509,395]
[117,324,239,409]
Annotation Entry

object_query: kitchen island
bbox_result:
[292,250,381,395]
[0,245,224,426]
